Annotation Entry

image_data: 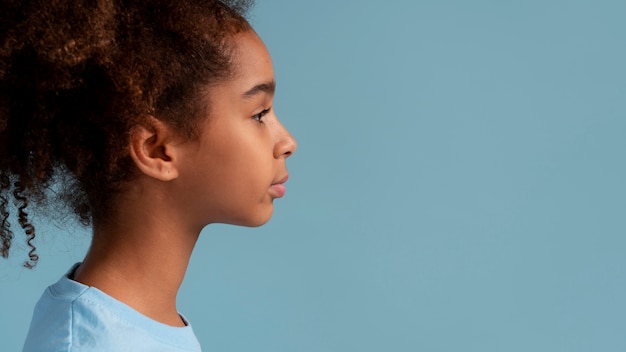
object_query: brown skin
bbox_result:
[74,30,297,327]
[0,1,254,269]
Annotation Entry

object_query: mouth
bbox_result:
[269,175,288,198]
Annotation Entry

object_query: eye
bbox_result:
[252,107,271,123]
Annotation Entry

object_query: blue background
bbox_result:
[2,0,625,350]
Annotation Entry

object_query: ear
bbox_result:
[128,117,180,181]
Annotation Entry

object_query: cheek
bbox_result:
[205,132,274,197]
[206,153,276,226]
[185,121,277,223]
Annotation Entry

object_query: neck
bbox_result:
[73,192,201,327]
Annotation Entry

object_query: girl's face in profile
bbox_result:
[174,31,297,229]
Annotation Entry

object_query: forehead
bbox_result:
[203,31,275,110]
[230,31,275,85]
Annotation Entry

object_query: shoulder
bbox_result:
[23,266,201,352]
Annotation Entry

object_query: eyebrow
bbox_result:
[242,80,276,99]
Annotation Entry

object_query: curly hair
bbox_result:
[0,0,254,268]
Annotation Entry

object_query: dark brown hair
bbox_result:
[0,0,254,267]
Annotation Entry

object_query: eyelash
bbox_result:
[252,107,271,123]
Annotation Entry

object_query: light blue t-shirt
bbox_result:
[23,264,201,352]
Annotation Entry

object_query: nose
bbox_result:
[273,119,297,159]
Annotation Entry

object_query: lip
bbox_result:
[269,175,288,198]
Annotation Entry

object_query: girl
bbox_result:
[0,0,296,350]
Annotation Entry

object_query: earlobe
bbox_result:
[129,117,180,181]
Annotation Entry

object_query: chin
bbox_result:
[247,211,274,227]
[226,206,274,227]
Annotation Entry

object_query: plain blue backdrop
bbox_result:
[2,0,625,351]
